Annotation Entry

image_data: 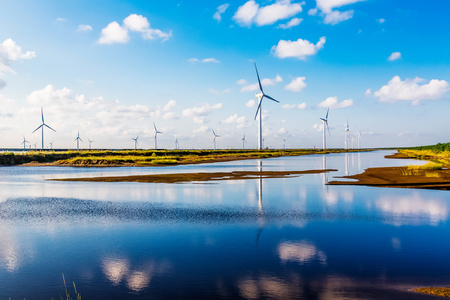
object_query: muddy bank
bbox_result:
[52,169,337,183]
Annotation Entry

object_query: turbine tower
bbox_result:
[21,136,29,151]
[32,107,56,150]
[175,138,179,150]
[242,134,246,149]
[320,108,330,150]
[88,139,93,150]
[153,122,162,150]
[283,138,286,149]
[132,135,139,150]
[212,129,220,150]
[253,63,279,150]
[357,131,361,149]
[345,120,349,150]
[49,141,53,150]
[74,131,83,151]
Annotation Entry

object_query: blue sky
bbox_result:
[0,0,449,149]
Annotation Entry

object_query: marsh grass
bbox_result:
[61,274,81,300]
[401,162,443,176]
[413,287,450,297]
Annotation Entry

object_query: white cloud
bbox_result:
[308,8,318,15]
[97,21,129,44]
[377,18,385,23]
[233,0,304,27]
[278,17,303,29]
[193,126,209,134]
[313,123,324,132]
[323,10,353,25]
[209,88,231,95]
[98,14,171,44]
[318,96,354,109]
[246,99,256,107]
[316,0,365,14]
[374,76,450,105]
[388,52,401,61]
[163,99,177,111]
[77,24,93,31]
[237,79,248,85]
[285,77,306,92]
[55,17,67,23]
[282,102,307,110]
[241,75,282,92]
[222,114,247,128]
[364,88,371,96]
[182,103,223,123]
[272,37,326,60]
[213,4,229,22]
[188,57,220,63]
[0,38,36,89]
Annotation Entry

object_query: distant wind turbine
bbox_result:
[357,131,361,149]
[132,135,139,150]
[32,107,56,150]
[242,134,246,149]
[345,120,350,150]
[320,108,330,150]
[153,122,162,149]
[33,142,37,150]
[175,138,179,150]
[49,141,53,150]
[74,131,83,151]
[212,129,220,150]
[21,136,29,151]
[283,138,286,149]
[88,139,93,150]
[253,63,280,150]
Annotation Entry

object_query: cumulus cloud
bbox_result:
[246,99,256,107]
[188,57,220,63]
[323,10,353,25]
[222,114,247,128]
[209,88,231,95]
[213,4,229,22]
[282,102,307,110]
[233,0,304,27]
[308,8,318,15]
[237,79,248,85]
[278,17,303,29]
[318,96,354,109]
[285,77,306,92]
[98,14,171,44]
[316,0,365,14]
[193,126,209,134]
[241,75,282,92]
[182,103,223,123]
[77,24,93,31]
[374,76,450,105]
[0,38,36,89]
[364,88,372,96]
[272,37,326,60]
[377,18,385,23]
[55,17,67,23]
[388,52,401,61]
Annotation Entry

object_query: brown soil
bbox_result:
[328,166,450,190]
[52,169,337,183]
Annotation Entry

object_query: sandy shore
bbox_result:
[52,169,337,183]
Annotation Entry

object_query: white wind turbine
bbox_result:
[175,138,179,150]
[357,131,361,149]
[32,107,56,150]
[49,141,53,150]
[212,129,220,150]
[253,63,280,150]
[132,135,139,150]
[75,131,83,151]
[320,108,330,150]
[153,122,162,150]
[88,139,93,150]
[242,134,246,149]
[283,138,286,149]
[21,136,29,151]
[345,120,350,150]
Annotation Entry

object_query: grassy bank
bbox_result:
[0,149,360,167]
[397,142,450,166]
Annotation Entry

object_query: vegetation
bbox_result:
[413,287,450,297]
[0,148,362,167]
[401,162,443,176]
[399,143,450,166]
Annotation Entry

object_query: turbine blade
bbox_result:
[326,107,329,120]
[153,122,157,131]
[254,62,264,93]
[264,94,279,103]
[254,97,263,120]
[32,124,43,133]
[41,107,44,123]
[326,121,331,136]
[320,118,326,122]
[44,124,56,132]
[212,129,216,136]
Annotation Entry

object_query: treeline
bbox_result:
[409,143,450,153]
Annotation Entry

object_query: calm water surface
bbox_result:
[0,151,448,299]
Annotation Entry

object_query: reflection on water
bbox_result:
[0,151,449,299]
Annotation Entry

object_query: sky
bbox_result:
[0,0,449,150]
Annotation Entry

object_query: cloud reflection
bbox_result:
[376,192,448,225]
[278,240,327,264]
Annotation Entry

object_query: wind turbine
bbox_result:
[49,141,53,150]
[320,108,330,150]
[242,134,246,150]
[21,136,29,151]
[175,138,179,150]
[33,142,37,150]
[357,131,361,149]
[345,120,349,150]
[153,122,162,150]
[74,131,83,151]
[88,139,93,150]
[253,63,280,150]
[283,138,286,149]
[132,135,139,150]
[32,107,56,150]
[212,129,220,150]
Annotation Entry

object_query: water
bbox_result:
[0,151,448,299]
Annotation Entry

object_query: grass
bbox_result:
[401,162,444,176]
[413,287,450,297]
